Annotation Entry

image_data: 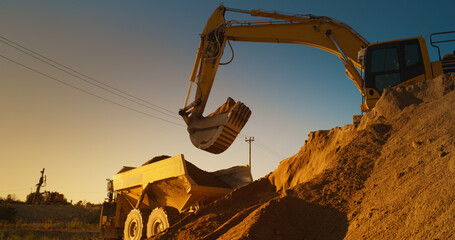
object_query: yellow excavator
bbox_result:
[179,5,455,154]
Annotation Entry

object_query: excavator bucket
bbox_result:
[186,98,251,154]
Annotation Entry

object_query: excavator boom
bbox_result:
[180,5,370,154]
[179,5,372,154]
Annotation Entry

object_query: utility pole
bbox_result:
[245,137,254,168]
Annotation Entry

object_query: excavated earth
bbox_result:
[152,73,455,240]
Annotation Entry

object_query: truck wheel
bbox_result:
[146,207,180,238]
[124,209,147,240]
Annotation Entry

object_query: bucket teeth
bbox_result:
[203,102,251,154]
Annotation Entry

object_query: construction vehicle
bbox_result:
[32,168,46,204]
[179,5,455,154]
[99,155,252,240]
[30,168,66,205]
[42,191,65,204]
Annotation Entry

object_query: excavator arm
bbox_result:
[179,5,370,154]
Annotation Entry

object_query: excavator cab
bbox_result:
[182,98,251,154]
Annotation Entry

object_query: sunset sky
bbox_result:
[1,0,453,203]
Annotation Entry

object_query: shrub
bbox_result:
[0,204,16,222]
[26,193,42,204]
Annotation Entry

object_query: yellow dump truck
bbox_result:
[99,154,252,240]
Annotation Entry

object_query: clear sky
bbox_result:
[1,0,453,203]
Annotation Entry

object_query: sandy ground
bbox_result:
[151,73,455,240]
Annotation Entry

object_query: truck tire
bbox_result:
[123,209,147,240]
[146,207,180,238]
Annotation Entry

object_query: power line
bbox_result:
[254,141,286,160]
[0,35,180,120]
[255,139,286,158]
[240,133,285,160]
[0,53,185,127]
[0,35,289,155]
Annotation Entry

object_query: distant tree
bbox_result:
[61,196,71,205]
[2,194,23,204]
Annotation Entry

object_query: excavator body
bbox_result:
[181,5,454,154]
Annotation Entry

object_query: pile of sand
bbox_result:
[152,73,455,240]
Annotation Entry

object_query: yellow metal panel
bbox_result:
[179,185,232,211]
[225,22,367,69]
[431,61,443,78]
[112,154,239,212]
[364,88,380,110]
[416,37,433,81]
[398,74,426,86]
[192,6,227,114]
[113,155,187,191]
[179,194,199,212]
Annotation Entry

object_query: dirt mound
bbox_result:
[185,160,231,189]
[152,73,455,239]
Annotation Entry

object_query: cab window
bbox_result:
[405,44,420,67]
[365,39,425,94]
[369,47,401,93]
[371,48,399,72]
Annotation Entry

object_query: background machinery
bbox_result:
[32,168,46,204]
[30,168,66,205]
[179,5,455,154]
